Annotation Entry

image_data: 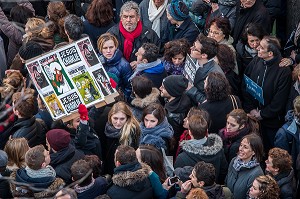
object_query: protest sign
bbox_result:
[25,37,118,121]
[183,54,197,83]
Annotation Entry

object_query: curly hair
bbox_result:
[205,72,231,102]
[216,44,235,73]
[186,188,208,199]
[268,148,292,173]
[85,0,114,26]
[164,38,190,62]
[255,175,280,199]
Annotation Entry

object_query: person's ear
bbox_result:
[116,160,121,167]
[268,51,274,57]
[142,58,148,63]
[41,162,46,168]
[201,53,208,60]
[239,124,245,129]
[198,181,205,187]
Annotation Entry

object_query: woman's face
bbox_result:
[247,35,260,49]
[172,53,185,66]
[238,138,254,162]
[111,111,127,129]
[144,114,159,128]
[226,116,243,133]
[101,39,116,59]
[208,23,225,43]
[249,179,261,198]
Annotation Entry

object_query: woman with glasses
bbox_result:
[248,175,280,199]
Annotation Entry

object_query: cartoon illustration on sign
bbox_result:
[77,39,99,67]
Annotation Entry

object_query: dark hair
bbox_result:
[71,159,92,186]
[210,17,231,40]
[25,145,45,170]
[115,145,137,165]
[138,145,166,182]
[187,107,211,130]
[263,36,281,57]
[188,114,208,139]
[64,14,83,41]
[216,44,235,73]
[12,89,35,118]
[84,155,102,178]
[54,188,77,199]
[241,23,266,45]
[205,72,231,101]
[268,148,292,173]
[193,161,215,186]
[131,76,153,98]
[242,134,264,162]
[142,103,166,126]
[164,38,190,62]
[141,43,159,63]
[10,5,34,25]
[196,34,218,59]
[227,109,259,134]
[85,0,114,26]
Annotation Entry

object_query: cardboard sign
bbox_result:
[244,75,264,105]
[26,37,117,121]
[183,54,197,83]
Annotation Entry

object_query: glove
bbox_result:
[78,104,89,121]
[109,78,117,89]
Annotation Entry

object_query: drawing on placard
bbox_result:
[27,61,48,89]
[92,68,115,96]
[77,39,99,67]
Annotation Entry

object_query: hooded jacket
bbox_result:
[175,134,228,184]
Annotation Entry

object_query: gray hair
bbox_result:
[120,1,140,17]
[64,14,83,41]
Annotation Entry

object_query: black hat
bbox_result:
[19,41,44,60]
[163,75,188,97]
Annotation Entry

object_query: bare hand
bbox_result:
[291,50,296,60]
[130,61,138,70]
[180,180,192,194]
[279,58,292,67]
[162,177,172,190]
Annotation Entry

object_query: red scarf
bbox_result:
[119,20,143,61]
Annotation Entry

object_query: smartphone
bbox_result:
[168,176,179,186]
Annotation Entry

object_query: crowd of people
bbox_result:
[0,0,299,199]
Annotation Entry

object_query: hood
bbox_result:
[180,134,223,155]
[203,183,225,198]
[131,88,160,109]
[50,144,76,166]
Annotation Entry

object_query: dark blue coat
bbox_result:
[77,177,108,199]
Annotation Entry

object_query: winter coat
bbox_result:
[140,61,167,89]
[0,104,15,149]
[274,169,296,199]
[131,87,160,121]
[199,95,242,134]
[263,0,282,19]
[161,17,200,46]
[107,162,153,199]
[99,49,133,100]
[286,81,300,111]
[208,3,237,30]
[107,24,161,62]
[148,171,168,199]
[225,157,263,199]
[76,177,108,199]
[0,169,12,198]
[28,36,54,52]
[236,41,257,77]
[284,21,300,64]
[163,59,185,76]
[225,69,242,97]
[242,56,292,128]
[139,0,169,38]
[49,144,85,184]
[175,134,228,184]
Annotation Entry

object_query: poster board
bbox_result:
[183,54,197,83]
[25,37,118,121]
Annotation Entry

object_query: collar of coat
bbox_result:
[131,88,160,108]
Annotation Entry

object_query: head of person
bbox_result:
[120,1,140,32]
[97,33,119,60]
[0,150,8,173]
[215,44,235,73]
[240,0,256,9]
[135,43,159,64]
[12,89,35,118]
[164,38,190,66]
[131,76,153,98]
[65,116,81,130]
[160,75,189,99]
[114,145,138,167]
[4,138,29,168]
[239,134,264,163]
[153,0,166,8]
[84,155,103,178]
[25,145,50,170]
[64,14,84,41]
[186,188,209,199]
[191,34,219,61]
[188,114,208,140]
[25,17,53,40]
[242,23,266,49]
[183,107,210,129]
[47,1,68,23]
[190,161,216,188]
[71,159,93,187]
[18,41,44,62]
[46,129,71,152]
[249,175,280,199]
[204,72,231,102]
[136,145,166,182]
[85,0,114,26]
[257,36,281,61]
[10,4,34,25]
[166,0,189,24]
[208,17,231,43]
[292,64,300,82]
[54,188,77,199]
[293,96,300,118]
[266,148,292,176]
[226,109,259,134]
[142,102,166,128]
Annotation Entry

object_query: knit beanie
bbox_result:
[163,75,188,97]
[174,166,193,183]
[46,129,71,151]
[19,41,44,61]
[167,0,189,21]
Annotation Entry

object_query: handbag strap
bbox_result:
[229,95,238,109]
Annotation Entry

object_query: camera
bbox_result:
[168,176,179,186]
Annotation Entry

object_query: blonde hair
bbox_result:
[25,17,53,41]
[108,102,141,146]
[4,138,29,169]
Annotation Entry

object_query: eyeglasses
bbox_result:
[208,29,223,36]
[191,45,201,53]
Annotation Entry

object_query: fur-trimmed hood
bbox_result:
[180,134,223,155]
[131,88,160,109]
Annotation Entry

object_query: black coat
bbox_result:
[274,169,297,199]
[77,177,108,199]
[236,41,257,77]
[0,169,12,198]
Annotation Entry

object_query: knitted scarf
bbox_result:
[119,20,143,61]
[104,123,121,138]
[148,0,168,37]
[232,157,259,172]
[129,59,162,80]
[25,165,56,178]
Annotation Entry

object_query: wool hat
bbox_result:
[163,75,189,97]
[167,0,189,21]
[174,166,193,183]
[0,150,8,167]
[19,41,44,61]
[46,129,71,151]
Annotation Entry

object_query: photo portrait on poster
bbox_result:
[27,61,48,89]
[40,54,74,96]
[60,92,82,113]
[59,46,81,67]
[92,68,115,96]
[72,72,101,104]
[77,39,99,67]
[44,91,65,118]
